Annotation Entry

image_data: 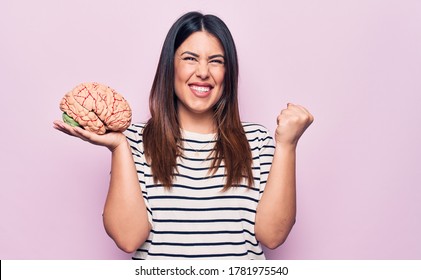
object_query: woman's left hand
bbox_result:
[275,103,314,147]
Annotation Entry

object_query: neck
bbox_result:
[178,108,216,134]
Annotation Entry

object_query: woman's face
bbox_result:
[174,31,225,122]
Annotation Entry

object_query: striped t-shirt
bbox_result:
[124,122,275,260]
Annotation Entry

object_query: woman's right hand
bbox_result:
[53,120,127,152]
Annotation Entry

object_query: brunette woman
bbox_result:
[53,11,313,259]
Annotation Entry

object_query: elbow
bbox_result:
[117,239,144,254]
[256,219,296,250]
[113,228,150,254]
[261,235,287,250]
[117,241,141,254]
[104,220,152,254]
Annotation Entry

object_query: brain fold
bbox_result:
[59,82,132,134]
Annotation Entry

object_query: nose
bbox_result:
[195,61,209,79]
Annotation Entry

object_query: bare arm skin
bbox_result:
[103,139,151,253]
[53,121,151,253]
[254,103,313,249]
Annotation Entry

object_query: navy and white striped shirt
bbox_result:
[125,123,275,259]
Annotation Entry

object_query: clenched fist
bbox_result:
[275,103,314,147]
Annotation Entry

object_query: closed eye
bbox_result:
[210,59,224,65]
[182,56,197,61]
[208,54,225,65]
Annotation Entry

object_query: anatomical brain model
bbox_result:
[59,82,132,134]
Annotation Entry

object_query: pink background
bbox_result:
[1,0,420,259]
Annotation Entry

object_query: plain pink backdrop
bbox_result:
[1,0,420,259]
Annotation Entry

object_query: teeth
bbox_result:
[191,86,210,92]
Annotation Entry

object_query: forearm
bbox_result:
[255,144,297,249]
[103,140,151,253]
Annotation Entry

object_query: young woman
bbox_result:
[53,11,313,260]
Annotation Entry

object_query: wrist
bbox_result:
[275,142,297,152]
[109,134,128,153]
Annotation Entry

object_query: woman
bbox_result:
[53,11,313,260]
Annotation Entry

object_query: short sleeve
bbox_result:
[124,124,153,225]
[257,127,275,199]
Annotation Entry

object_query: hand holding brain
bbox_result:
[59,82,132,134]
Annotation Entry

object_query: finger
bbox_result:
[73,126,107,145]
[285,103,304,116]
[277,109,288,123]
[53,121,63,130]
[287,103,305,114]
[53,121,79,136]
[72,126,94,142]
[294,105,314,123]
[286,103,314,121]
[280,108,295,118]
[53,120,63,126]
[58,120,77,131]
[53,124,74,136]
[53,120,66,129]
[293,104,310,115]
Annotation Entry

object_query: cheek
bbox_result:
[174,66,187,95]
[175,63,195,80]
[174,65,183,84]
[209,68,225,87]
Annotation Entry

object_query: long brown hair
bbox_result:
[143,12,253,190]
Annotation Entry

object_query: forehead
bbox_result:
[176,31,224,55]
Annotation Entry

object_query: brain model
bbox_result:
[59,82,132,134]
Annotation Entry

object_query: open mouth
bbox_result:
[189,85,213,97]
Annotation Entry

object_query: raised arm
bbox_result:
[254,103,313,249]
[53,121,151,253]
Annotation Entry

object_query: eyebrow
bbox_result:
[180,51,225,60]
[209,54,225,60]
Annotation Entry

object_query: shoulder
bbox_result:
[242,122,274,148]
[125,123,146,135]
[124,123,146,144]
[242,122,270,137]
[124,123,148,156]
